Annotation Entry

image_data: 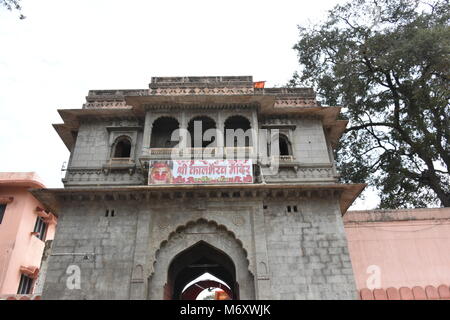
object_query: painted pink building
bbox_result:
[0,172,57,297]
[345,207,450,300]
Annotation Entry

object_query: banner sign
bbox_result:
[148,160,253,185]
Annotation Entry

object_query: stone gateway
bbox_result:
[32,76,365,300]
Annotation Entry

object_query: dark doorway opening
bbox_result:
[150,117,180,148]
[187,116,216,148]
[224,115,252,148]
[166,241,238,300]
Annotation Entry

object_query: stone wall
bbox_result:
[69,119,143,168]
[42,201,139,299]
[289,118,330,164]
[42,196,356,300]
[264,198,357,299]
[64,119,144,187]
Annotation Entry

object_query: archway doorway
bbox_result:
[166,241,238,300]
[148,219,255,300]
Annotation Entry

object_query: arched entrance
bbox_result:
[148,219,255,300]
[168,241,238,300]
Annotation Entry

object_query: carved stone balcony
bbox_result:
[274,155,295,162]
[102,158,136,174]
[107,158,135,165]
[148,148,180,157]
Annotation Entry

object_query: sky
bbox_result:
[0,0,379,209]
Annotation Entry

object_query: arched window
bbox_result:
[224,115,251,148]
[113,137,131,158]
[151,117,180,148]
[187,116,216,148]
[279,135,292,156]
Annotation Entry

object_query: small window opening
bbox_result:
[0,204,6,224]
[17,274,33,294]
[114,138,131,158]
[33,216,47,241]
[279,135,291,156]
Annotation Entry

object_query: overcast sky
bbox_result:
[0,0,378,209]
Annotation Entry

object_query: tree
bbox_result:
[1,0,25,19]
[290,0,449,208]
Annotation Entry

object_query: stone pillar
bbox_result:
[252,205,272,299]
[327,139,339,178]
[129,209,152,299]
[34,240,53,295]
[141,110,152,156]
[217,112,224,158]
[178,111,188,158]
[251,111,259,161]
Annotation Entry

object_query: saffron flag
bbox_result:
[253,81,265,89]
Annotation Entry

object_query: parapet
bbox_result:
[0,172,46,189]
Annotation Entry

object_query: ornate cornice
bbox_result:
[149,86,254,96]
[274,98,318,108]
[83,101,129,109]
[143,103,258,111]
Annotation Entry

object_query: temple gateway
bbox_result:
[32,76,365,299]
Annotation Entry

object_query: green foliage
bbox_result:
[291,0,450,208]
[1,0,25,19]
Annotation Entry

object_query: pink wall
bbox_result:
[345,208,450,292]
[0,173,56,295]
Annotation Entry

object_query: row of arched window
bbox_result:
[111,115,293,158]
[150,115,252,149]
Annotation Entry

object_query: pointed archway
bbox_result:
[168,241,237,300]
[148,219,255,300]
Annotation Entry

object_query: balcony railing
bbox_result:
[224,147,253,155]
[107,158,135,165]
[149,148,179,156]
[147,147,254,158]
[278,155,295,162]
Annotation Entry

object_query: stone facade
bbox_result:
[34,76,365,300]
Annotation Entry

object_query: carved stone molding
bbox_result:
[83,101,130,109]
[56,187,341,205]
[274,98,318,107]
[149,87,254,96]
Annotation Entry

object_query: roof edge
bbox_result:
[0,172,46,189]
